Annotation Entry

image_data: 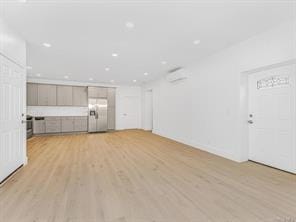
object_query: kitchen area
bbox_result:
[26,83,116,138]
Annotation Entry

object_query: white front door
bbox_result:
[0,54,26,183]
[248,64,296,173]
[120,96,140,129]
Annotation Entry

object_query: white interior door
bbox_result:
[144,90,153,131]
[248,64,296,173]
[120,96,140,129]
[0,54,26,183]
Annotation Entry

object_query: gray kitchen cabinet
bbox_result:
[74,116,88,132]
[88,87,108,98]
[32,116,87,134]
[107,88,115,129]
[45,117,61,133]
[61,117,74,132]
[107,106,115,130]
[37,84,57,106]
[57,85,73,106]
[27,83,38,106]
[88,87,98,98]
[73,86,87,106]
[107,88,116,107]
[33,118,45,134]
[98,87,107,98]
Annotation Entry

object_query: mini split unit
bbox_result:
[166,67,188,83]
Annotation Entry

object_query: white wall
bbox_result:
[143,19,296,162]
[0,18,26,67]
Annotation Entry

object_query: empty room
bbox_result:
[0,0,296,221]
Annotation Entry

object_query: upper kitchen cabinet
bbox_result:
[88,87,108,98]
[57,85,73,106]
[98,87,107,98]
[88,87,97,98]
[37,84,57,106]
[27,83,38,106]
[73,86,88,106]
[107,88,116,107]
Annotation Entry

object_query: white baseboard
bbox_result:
[23,156,28,165]
[188,140,242,163]
[152,129,243,163]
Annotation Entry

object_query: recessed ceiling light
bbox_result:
[144,72,149,76]
[193,40,201,45]
[36,73,41,77]
[110,80,115,83]
[89,78,93,81]
[133,79,137,83]
[64,75,69,79]
[26,66,32,70]
[161,61,167,65]
[105,67,110,71]
[43,42,51,48]
[19,0,27,2]
[112,53,118,57]
[126,22,135,29]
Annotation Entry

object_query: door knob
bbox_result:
[248,120,253,124]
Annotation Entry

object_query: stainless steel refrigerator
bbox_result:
[88,98,108,132]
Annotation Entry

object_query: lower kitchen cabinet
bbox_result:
[33,118,45,134]
[61,117,74,132]
[45,117,61,133]
[74,117,88,132]
[33,116,88,135]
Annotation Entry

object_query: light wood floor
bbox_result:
[0,130,296,222]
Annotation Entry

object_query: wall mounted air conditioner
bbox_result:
[166,67,188,83]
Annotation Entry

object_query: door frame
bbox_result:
[239,59,296,172]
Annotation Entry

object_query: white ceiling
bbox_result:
[1,0,295,85]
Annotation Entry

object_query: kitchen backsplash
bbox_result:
[27,106,88,117]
